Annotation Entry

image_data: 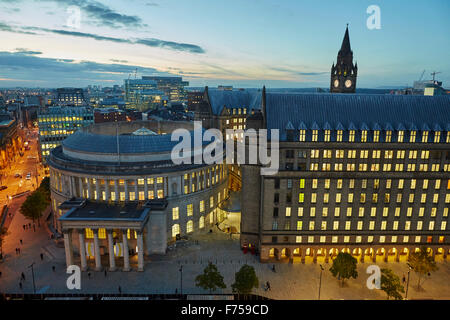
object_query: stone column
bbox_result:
[189,174,192,193]
[163,177,167,197]
[69,176,74,197]
[124,180,129,201]
[153,180,157,198]
[95,179,100,201]
[105,180,109,201]
[93,229,102,271]
[107,230,116,271]
[443,248,448,261]
[372,249,376,263]
[431,249,436,261]
[122,230,130,271]
[275,248,281,261]
[78,229,87,271]
[137,231,144,272]
[395,249,400,262]
[114,180,119,202]
[78,177,83,197]
[134,179,138,200]
[360,250,365,263]
[288,249,294,264]
[181,175,185,194]
[301,248,305,264]
[87,179,92,199]
[144,178,149,199]
[313,248,318,263]
[325,249,330,263]
[384,249,389,262]
[63,230,74,267]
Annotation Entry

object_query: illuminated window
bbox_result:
[298,193,304,203]
[200,200,205,212]
[172,207,179,220]
[385,130,392,142]
[298,207,303,217]
[199,216,205,229]
[324,130,331,142]
[187,204,193,216]
[434,131,441,143]
[374,130,380,142]
[397,131,404,142]
[334,207,340,217]
[361,130,367,142]
[299,130,306,141]
[309,221,315,230]
[337,130,343,142]
[312,130,318,142]
[187,220,193,233]
[297,222,303,230]
[85,228,94,239]
[349,130,355,142]
[299,179,305,188]
[286,207,291,217]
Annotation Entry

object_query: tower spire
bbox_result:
[339,24,351,55]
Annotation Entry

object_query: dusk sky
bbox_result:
[0,0,449,88]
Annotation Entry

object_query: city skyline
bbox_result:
[0,0,449,88]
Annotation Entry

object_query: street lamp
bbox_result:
[28,262,36,294]
[405,263,412,300]
[318,264,324,300]
[179,265,183,295]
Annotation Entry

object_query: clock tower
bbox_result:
[330,25,357,93]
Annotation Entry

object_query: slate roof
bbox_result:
[62,129,209,154]
[264,93,450,140]
[207,89,262,115]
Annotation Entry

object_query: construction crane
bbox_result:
[430,71,441,81]
[418,69,426,81]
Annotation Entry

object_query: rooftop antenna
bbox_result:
[418,69,426,81]
[430,71,441,81]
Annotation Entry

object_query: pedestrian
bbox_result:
[272,264,276,272]
[104,270,107,277]
[15,248,18,255]
[40,253,44,261]
[402,274,406,284]
[19,282,22,289]
[87,272,91,279]
[52,266,55,272]
[266,281,271,291]
[28,223,31,228]
[20,239,23,245]
[118,286,122,294]
[0,271,2,277]
[22,224,25,230]
[21,272,25,280]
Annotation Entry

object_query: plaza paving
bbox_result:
[1,211,450,299]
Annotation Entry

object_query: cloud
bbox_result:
[0,50,174,87]
[270,67,327,76]
[110,59,128,63]
[14,48,43,55]
[31,0,145,28]
[12,24,206,54]
[145,2,159,6]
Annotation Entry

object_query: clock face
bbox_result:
[345,79,352,88]
[333,79,339,88]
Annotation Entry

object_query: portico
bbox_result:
[59,199,167,272]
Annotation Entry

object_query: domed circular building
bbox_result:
[48,121,229,271]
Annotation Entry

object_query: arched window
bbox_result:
[172,224,180,238]
[187,220,194,233]
[199,216,205,229]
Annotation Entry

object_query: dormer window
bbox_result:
[422,131,429,143]
[397,130,404,143]
[373,130,380,142]
[337,130,343,142]
[361,130,367,142]
[447,132,450,143]
[312,130,318,142]
[385,130,392,142]
[410,131,416,143]
[324,130,331,142]
[299,130,306,142]
[434,131,441,143]
[349,130,355,142]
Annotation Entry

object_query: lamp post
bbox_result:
[405,264,412,300]
[28,262,36,294]
[179,265,183,295]
[318,264,324,300]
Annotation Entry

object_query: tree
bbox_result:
[37,177,50,202]
[0,226,9,257]
[195,262,226,293]
[407,246,438,290]
[20,190,47,226]
[380,268,405,300]
[329,252,358,287]
[231,264,259,295]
